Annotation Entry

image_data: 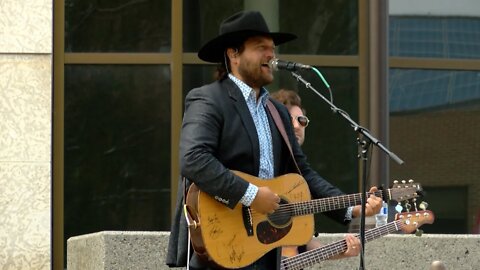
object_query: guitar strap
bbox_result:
[182,176,191,270]
[266,99,301,175]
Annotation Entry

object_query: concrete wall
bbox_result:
[68,231,480,270]
[0,0,52,269]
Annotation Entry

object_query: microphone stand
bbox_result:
[290,71,404,270]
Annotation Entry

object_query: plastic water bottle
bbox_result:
[375,202,388,227]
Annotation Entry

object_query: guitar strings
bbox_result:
[247,191,384,224]
[280,221,400,270]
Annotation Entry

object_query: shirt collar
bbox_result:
[228,73,269,105]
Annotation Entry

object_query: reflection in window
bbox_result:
[279,0,358,55]
[390,16,480,59]
[183,0,243,52]
[390,69,480,113]
[183,0,358,55]
[65,0,171,52]
[64,65,171,248]
[389,69,480,233]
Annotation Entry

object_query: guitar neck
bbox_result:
[280,220,401,270]
[288,191,383,216]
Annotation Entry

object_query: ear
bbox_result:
[226,48,238,59]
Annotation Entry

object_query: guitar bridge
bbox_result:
[242,206,254,236]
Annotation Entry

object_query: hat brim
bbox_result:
[198,30,297,63]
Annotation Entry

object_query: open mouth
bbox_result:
[261,63,270,69]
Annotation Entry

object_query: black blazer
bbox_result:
[166,77,349,268]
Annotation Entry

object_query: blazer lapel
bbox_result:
[224,79,260,175]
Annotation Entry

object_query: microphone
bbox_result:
[268,58,312,71]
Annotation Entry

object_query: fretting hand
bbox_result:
[352,186,383,218]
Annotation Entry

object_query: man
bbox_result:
[167,11,381,269]
[270,89,308,146]
[271,89,382,258]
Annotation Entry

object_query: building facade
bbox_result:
[1,0,479,269]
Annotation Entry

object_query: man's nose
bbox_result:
[266,49,275,58]
[292,120,300,128]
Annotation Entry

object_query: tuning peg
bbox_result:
[412,198,418,211]
[419,201,429,210]
[415,229,423,237]
[393,180,398,184]
[405,202,411,211]
[395,203,403,213]
[402,180,406,184]
[408,179,414,183]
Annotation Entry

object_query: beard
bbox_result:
[237,60,274,89]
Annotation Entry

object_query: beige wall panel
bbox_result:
[0,55,51,162]
[0,162,51,270]
[0,0,52,53]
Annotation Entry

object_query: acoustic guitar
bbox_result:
[184,170,421,269]
[280,210,435,270]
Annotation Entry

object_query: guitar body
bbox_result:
[186,171,314,268]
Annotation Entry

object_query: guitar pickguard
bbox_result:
[256,220,292,244]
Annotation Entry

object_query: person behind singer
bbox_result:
[270,89,382,259]
[166,10,382,269]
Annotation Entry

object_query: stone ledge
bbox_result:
[67,232,480,270]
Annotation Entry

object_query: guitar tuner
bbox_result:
[419,201,429,210]
[405,202,411,211]
[395,203,403,213]
[413,198,418,211]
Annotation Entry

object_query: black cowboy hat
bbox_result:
[198,11,297,63]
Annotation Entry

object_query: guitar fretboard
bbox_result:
[285,191,384,216]
[280,220,400,270]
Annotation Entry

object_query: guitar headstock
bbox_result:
[395,210,435,234]
[383,179,422,203]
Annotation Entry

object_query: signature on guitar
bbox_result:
[206,213,223,239]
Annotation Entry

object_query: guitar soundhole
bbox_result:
[269,198,293,227]
[256,199,293,244]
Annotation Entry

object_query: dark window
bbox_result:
[65,0,171,52]
[419,186,468,234]
[64,65,171,245]
[183,0,243,52]
[183,0,358,55]
[295,68,360,232]
[279,0,358,55]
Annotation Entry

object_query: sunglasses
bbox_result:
[291,115,310,127]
